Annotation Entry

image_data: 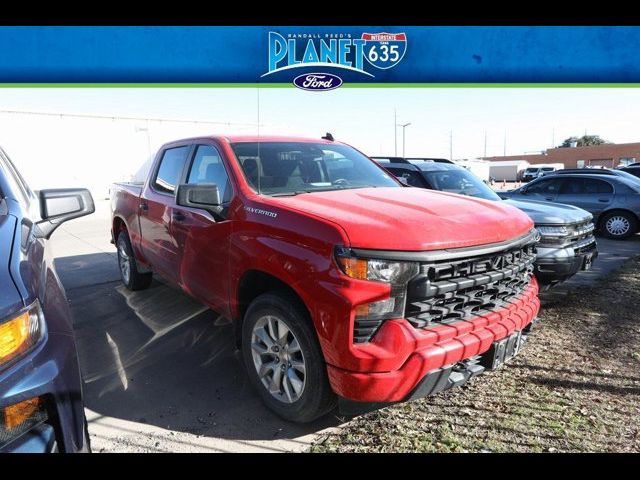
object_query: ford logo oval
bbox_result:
[293,73,343,91]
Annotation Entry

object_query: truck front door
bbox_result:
[170,144,233,317]
[138,145,191,285]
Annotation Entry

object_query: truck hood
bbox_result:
[502,199,593,225]
[269,187,534,251]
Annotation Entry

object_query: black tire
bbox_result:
[599,211,638,240]
[241,291,336,423]
[116,231,152,290]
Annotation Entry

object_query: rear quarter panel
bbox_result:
[111,183,145,260]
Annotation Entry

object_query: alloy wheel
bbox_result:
[251,315,306,403]
[117,239,131,284]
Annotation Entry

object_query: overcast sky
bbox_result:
[1,87,640,193]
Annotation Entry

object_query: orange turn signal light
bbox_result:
[3,397,41,430]
[0,311,31,364]
[336,256,368,280]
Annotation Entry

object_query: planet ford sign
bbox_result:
[263,31,408,90]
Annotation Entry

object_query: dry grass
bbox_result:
[312,258,640,452]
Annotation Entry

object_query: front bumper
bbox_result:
[535,237,598,285]
[327,281,539,403]
[0,332,88,453]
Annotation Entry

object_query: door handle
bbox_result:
[172,212,186,222]
[544,197,554,201]
[139,202,149,211]
[597,198,610,203]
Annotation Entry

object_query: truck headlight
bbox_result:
[0,301,43,368]
[335,247,419,326]
[334,247,419,284]
[536,225,568,237]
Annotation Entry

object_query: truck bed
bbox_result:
[110,182,144,246]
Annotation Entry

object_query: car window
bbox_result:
[525,178,563,194]
[0,149,33,207]
[387,168,427,188]
[187,145,232,203]
[423,168,501,201]
[153,146,190,194]
[559,178,613,194]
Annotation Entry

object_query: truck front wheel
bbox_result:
[116,231,153,291]
[241,292,336,423]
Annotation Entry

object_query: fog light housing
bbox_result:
[0,397,48,448]
[355,298,396,319]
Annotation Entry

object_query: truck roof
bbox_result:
[168,135,341,145]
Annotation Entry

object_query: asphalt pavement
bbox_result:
[51,200,640,452]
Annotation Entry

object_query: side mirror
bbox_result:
[36,188,95,239]
[176,184,221,211]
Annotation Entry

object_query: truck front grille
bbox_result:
[538,220,595,247]
[405,243,536,329]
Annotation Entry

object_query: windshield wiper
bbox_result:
[267,192,303,197]
[266,185,378,197]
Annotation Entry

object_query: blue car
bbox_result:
[0,147,94,452]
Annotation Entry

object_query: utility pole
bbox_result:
[503,130,507,156]
[552,128,555,148]
[394,109,397,156]
[450,130,453,160]
[397,122,411,157]
[484,130,487,158]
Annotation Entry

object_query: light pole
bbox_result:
[394,109,397,156]
[397,122,411,157]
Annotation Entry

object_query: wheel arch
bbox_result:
[597,208,640,230]
[234,269,311,348]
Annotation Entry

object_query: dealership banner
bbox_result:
[1,26,640,86]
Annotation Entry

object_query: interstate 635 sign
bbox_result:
[362,32,407,70]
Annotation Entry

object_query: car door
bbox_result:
[519,177,564,202]
[138,145,191,285]
[170,143,234,317]
[555,177,614,220]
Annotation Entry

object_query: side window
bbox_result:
[0,151,32,206]
[559,178,613,195]
[187,145,232,203]
[526,178,563,194]
[153,146,190,194]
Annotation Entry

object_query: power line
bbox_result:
[0,109,261,127]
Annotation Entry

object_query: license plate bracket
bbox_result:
[480,330,523,370]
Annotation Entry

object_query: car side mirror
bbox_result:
[36,188,95,239]
[176,184,221,211]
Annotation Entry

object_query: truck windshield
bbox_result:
[422,168,502,201]
[230,142,400,195]
[525,168,539,173]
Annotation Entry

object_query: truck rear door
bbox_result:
[138,145,191,285]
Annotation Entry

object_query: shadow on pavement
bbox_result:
[54,253,341,444]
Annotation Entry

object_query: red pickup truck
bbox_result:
[111,135,540,422]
